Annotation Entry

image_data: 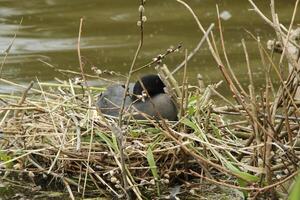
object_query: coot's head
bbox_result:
[132,74,165,100]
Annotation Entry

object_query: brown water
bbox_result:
[0,0,298,93]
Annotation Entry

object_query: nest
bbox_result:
[0,73,227,199]
[0,62,299,199]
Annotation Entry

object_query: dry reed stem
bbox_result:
[278,0,300,65]
[216,5,247,96]
[132,44,181,73]
[179,49,188,119]
[172,23,215,75]
[0,18,22,78]
[176,0,222,67]
[116,1,147,198]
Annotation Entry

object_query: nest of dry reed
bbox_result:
[0,70,224,199]
[1,0,300,200]
[0,60,299,199]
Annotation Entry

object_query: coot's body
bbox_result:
[97,75,177,121]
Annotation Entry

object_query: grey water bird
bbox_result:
[97,74,178,121]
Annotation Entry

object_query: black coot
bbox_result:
[97,74,178,121]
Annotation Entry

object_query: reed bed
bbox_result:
[0,64,299,199]
[1,0,300,199]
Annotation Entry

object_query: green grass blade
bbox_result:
[96,131,118,152]
[289,171,300,200]
[146,147,160,196]
[225,161,259,183]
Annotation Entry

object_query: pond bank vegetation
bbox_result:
[1,0,300,199]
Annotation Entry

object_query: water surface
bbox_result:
[0,0,298,93]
